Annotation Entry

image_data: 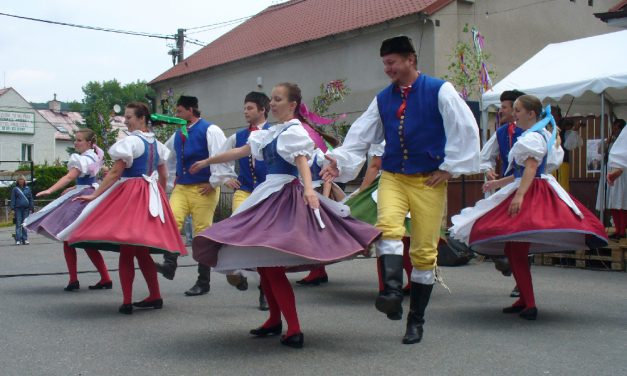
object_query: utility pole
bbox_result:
[176,29,185,64]
[168,28,185,65]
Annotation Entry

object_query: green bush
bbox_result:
[31,165,70,199]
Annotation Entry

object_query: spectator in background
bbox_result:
[551,106,583,191]
[597,118,626,240]
[10,175,33,245]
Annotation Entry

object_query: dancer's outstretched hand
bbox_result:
[73,194,97,203]
[190,159,209,174]
[320,155,339,182]
[36,190,51,197]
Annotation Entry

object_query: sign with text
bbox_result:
[0,110,35,134]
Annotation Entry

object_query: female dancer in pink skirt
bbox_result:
[59,102,186,314]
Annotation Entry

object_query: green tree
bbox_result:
[75,79,157,162]
[82,79,156,118]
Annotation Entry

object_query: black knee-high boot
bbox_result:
[155,252,178,280]
[375,255,404,320]
[184,264,211,296]
[402,282,433,344]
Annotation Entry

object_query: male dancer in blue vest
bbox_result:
[321,36,480,344]
[156,95,230,296]
[215,91,271,310]
[479,90,525,297]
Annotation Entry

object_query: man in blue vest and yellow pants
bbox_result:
[156,95,230,296]
[322,36,480,344]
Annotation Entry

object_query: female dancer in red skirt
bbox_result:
[451,95,607,320]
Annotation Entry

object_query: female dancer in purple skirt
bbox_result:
[190,82,380,349]
[25,129,112,291]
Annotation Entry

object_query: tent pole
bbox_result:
[599,92,606,222]
[480,99,488,147]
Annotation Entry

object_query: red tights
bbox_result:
[63,242,111,284]
[377,237,413,291]
[258,266,301,337]
[504,242,535,309]
[118,245,161,305]
[611,209,627,236]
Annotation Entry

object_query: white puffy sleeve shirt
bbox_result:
[205,123,233,188]
[508,129,564,172]
[328,81,480,182]
[209,132,238,186]
[249,120,314,165]
[608,128,627,170]
[108,131,169,169]
[67,149,100,177]
[479,132,499,173]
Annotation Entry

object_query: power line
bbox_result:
[0,11,174,40]
[186,15,253,33]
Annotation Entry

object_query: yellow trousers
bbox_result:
[231,189,251,212]
[376,171,446,270]
[553,162,570,192]
[170,183,220,235]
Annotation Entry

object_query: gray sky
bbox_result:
[0,0,285,103]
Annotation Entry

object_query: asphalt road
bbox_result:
[1,228,626,376]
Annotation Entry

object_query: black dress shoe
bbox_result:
[227,274,248,291]
[280,333,304,349]
[609,233,625,241]
[118,304,133,314]
[296,275,328,286]
[502,305,525,314]
[184,284,210,296]
[88,281,113,290]
[387,311,403,320]
[132,298,163,309]
[519,307,538,320]
[250,322,282,337]
[64,281,80,291]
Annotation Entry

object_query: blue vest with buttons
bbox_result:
[76,153,96,185]
[377,74,446,174]
[496,123,524,177]
[173,119,212,185]
[235,122,270,192]
[121,136,159,178]
[511,131,547,178]
[262,125,298,176]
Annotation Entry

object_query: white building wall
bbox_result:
[0,89,58,165]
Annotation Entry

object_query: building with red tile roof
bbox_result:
[149,0,617,136]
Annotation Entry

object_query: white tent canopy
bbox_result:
[482,30,627,110]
